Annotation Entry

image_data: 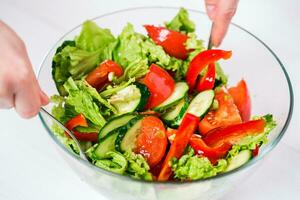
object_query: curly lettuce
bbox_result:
[165,8,195,33]
[171,148,227,180]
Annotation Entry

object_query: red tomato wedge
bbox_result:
[158,114,199,181]
[186,50,232,90]
[196,62,216,92]
[144,25,189,59]
[65,114,98,142]
[189,134,232,164]
[135,116,167,167]
[143,64,175,108]
[203,119,266,147]
[228,79,251,122]
[199,88,242,135]
[86,60,123,90]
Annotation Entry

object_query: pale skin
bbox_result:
[0,0,238,118]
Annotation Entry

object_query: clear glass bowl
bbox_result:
[38,7,293,200]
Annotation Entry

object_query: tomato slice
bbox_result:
[196,62,216,92]
[144,25,189,59]
[65,114,98,142]
[228,79,251,122]
[143,64,175,108]
[158,113,199,181]
[203,119,266,147]
[199,88,242,135]
[189,134,232,164]
[135,116,167,167]
[85,60,123,90]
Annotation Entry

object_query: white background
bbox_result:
[0,0,299,199]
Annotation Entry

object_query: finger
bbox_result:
[0,95,14,109]
[204,0,218,20]
[14,78,41,119]
[211,0,238,47]
[40,90,49,106]
[0,78,15,109]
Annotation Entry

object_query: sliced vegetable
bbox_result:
[143,64,175,108]
[162,95,189,128]
[98,113,136,139]
[158,113,199,181]
[109,83,150,114]
[94,132,118,159]
[136,116,167,167]
[189,134,232,164]
[154,82,189,112]
[85,60,123,90]
[186,50,232,90]
[115,116,143,152]
[252,144,259,157]
[65,114,98,142]
[144,25,189,59]
[228,79,251,122]
[203,119,266,148]
[196,63,216,92]
[225,150,252,172]
[181,89,214,122]
[199,88,242,135]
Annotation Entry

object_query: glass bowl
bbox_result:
[38,6,293,200]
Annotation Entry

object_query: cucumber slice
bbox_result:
[154,82,189,112]
[115,116,143,152]
[226,150,252,172]
[94,132,118,159]
[109,83,150,115]
[98,113,136,139]
[162,95,189,128]
[183,89,215,119]
[135,83,150,111]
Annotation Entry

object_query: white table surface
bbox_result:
[0,0,299,199]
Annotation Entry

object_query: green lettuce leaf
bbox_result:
[63,78,106,128]
[165,8,195,33]
[75,20,115,52]
[113,23,145,68]
[92,151,127,174]
[171,148,227,180]
[124,151,153,181]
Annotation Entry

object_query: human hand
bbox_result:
[0,20,49,118]
[205,0,239,47]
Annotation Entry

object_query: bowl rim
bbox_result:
[38,6,294,185]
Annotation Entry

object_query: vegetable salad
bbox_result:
[51,8,276,181]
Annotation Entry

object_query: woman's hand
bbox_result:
[205,0,239,47]
[0,21,49,118]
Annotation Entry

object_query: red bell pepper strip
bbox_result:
[186,50,232,90]
[158,113,199,181]
[203,119,266,148]
[144,25,189,59]
[196,62,216,92]
[189,134,232,164]
[252,144,260,157]
[143,64,175,109]
[86,60,123,90]
[228,79,251,122]
[65,114,98,142]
